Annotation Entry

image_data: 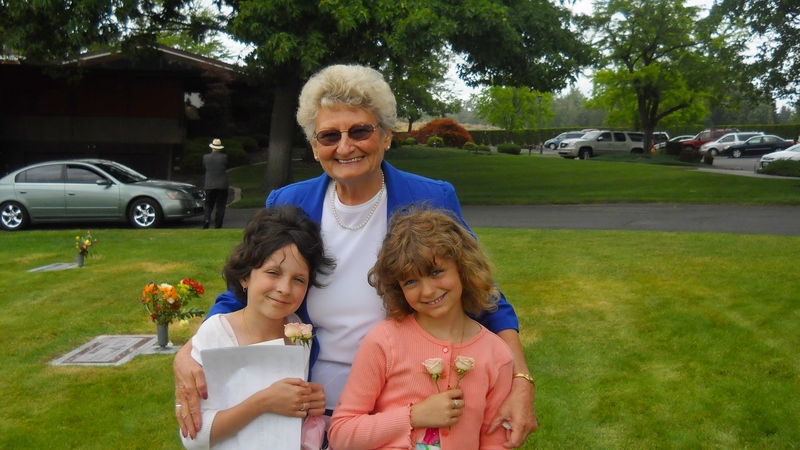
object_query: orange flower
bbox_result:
[138,279,205,326]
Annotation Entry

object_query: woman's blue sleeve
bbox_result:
[205,289,245,320]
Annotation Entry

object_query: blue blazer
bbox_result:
[208,161,520,368]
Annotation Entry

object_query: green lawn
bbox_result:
[4,150,800,448]
[4,229,799,449]
[230,148,800,208]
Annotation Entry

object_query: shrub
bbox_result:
[226,146,249,168]
[477,145,491,153]
[250,134,270,147]
[703,153,714,165]
[179,138,211,174]
[391,137,403,149]
[497,143,522,155]
[758,159,800,177]
[180,152,204,174]
[231,136,259,154]
[404,137,417,146]
[463,142,478,152]
[427,136,444,148]
[415,118,473,148]
[679,148,701,163]
[665,141,684,156]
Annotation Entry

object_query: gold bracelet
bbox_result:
[513,373,535,385]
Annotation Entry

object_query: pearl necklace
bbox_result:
[331,171,385,230]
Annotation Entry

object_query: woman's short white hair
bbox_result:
[297,64,397,143]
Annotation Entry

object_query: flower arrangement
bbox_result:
[138,278,206,326]
[285,323,314,347]
[75,230,98,256]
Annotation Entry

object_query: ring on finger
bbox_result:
[453,399,460,408]
[300,402,306,412]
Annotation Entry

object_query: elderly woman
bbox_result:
[174,64,538,447]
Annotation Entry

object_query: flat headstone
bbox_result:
[52,335,159,366]
[29,262,81,272]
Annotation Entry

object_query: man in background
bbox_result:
[202,138,229,229]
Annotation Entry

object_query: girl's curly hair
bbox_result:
[368,206,498,320]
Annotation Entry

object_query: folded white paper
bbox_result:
[202,341,310,449]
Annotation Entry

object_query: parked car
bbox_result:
[544,131,586,150]
[699,132,764,156]
[681,129,740,151]
[0,159,206,231]
[558,130,645,159]
[654,134,693,151]
[758,144,800,169]
[721,135,795,158]
[652,132,670,147]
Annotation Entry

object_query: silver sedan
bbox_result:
[0,159,205,231]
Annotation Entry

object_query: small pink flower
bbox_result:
[422,358,444,375]
[286,323,313,347]
[284,323,302,340]
[422,358,445,392]
[453,356,475,389]
[454,356,475,372]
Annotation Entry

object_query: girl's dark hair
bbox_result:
[223,205,335,303]
[368,206,498,320]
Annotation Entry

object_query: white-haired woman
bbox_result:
[174,64,538,448]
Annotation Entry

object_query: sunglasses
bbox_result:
[314,124,378,146]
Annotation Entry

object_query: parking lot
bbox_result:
[709,155,760,172]
[535,145,765,174]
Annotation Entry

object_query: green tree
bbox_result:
[585,0,750,151]
[156,6,233,62]
[716,0,800,101]
[550,87,608,128]
[229,0,593,190]
[1,0,593,191]
[384,52,461,133]
[0,0,221,61]
[474,87,554,142]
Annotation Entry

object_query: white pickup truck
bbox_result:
[558,130,645,159]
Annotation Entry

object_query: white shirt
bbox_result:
[306,181,388,409]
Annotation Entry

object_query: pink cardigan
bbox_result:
[329,316,514,450]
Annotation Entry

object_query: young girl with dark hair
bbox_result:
[181,205,335,449]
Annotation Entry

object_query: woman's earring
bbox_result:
[243,287,248,293]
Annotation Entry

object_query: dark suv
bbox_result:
[681,129,739,151]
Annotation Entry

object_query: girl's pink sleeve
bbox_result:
[328,326,413,450]
[480,349,515,449]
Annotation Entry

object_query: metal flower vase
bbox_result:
[76,252,85,267]
[157,323,169,347]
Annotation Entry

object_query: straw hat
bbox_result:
[209,138,224,150]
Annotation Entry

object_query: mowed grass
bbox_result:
[230,148,800,208]
[3,228,799,448]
